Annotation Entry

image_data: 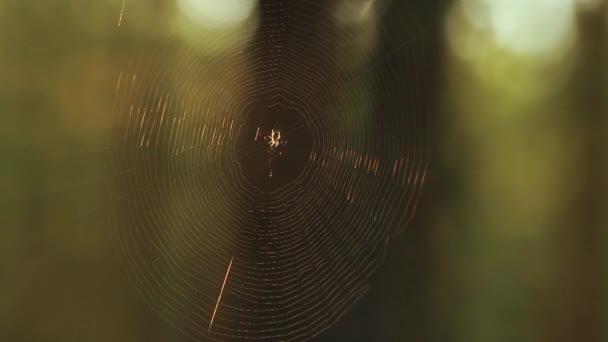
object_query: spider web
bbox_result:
[107,0,431,340]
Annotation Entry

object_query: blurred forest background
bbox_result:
[1,0,606,341]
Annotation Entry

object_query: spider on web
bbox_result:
[264,127,287,177]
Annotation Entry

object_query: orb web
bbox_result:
[110,0,430,340]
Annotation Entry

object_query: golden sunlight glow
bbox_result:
[333,0,381,72]
[451,0,584,59]
[445,0,584,103]
[335,0,378,24]
[467,0,577,56]
[172,0,259,54]
[178,0,257,28]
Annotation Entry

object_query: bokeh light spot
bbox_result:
[460,0,579,57]
[178,0,256,28]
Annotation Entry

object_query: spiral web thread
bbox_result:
[109,1,430,340]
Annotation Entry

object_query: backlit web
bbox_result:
[110,0,430,340]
